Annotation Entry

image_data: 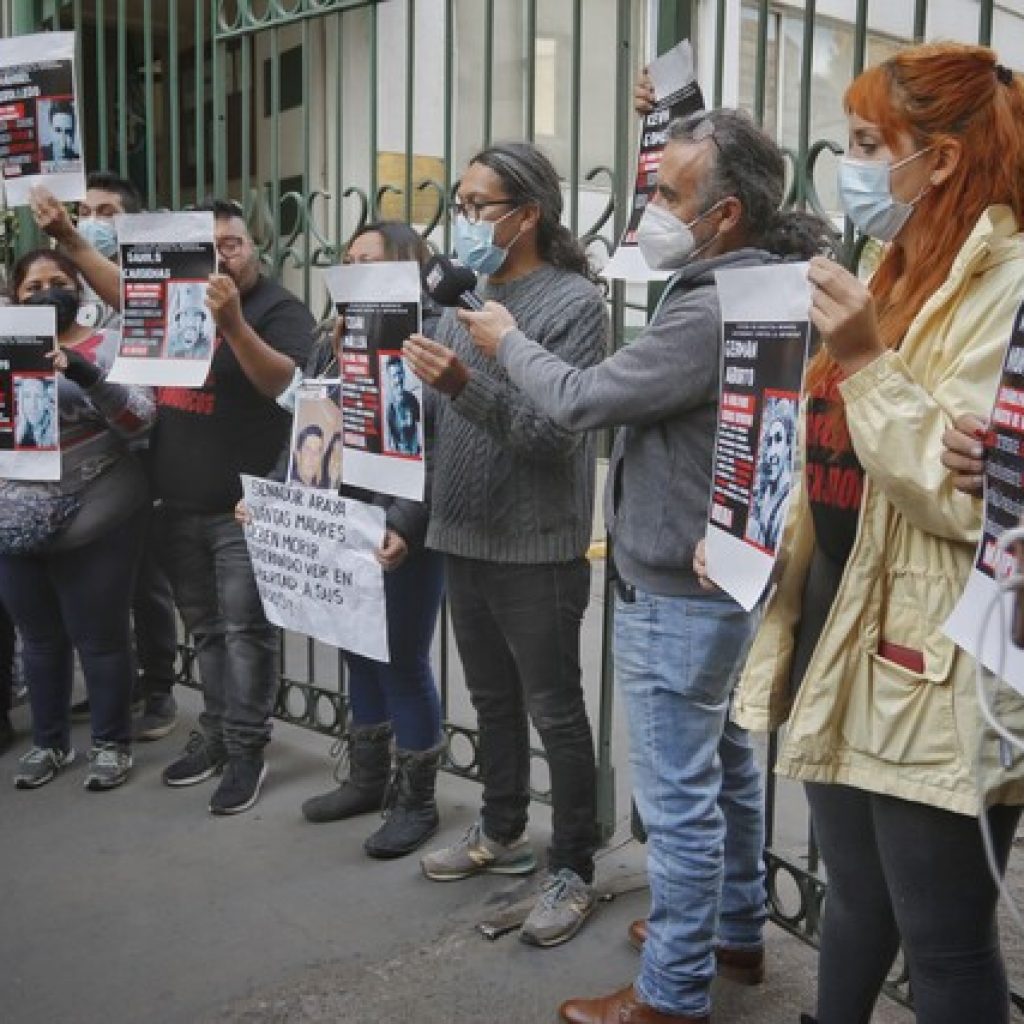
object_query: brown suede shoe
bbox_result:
[626,919,764,985]
[559,985,710,1024]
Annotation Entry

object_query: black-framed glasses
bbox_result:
[449,198,515,225]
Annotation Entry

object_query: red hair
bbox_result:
[806,43,1024,438]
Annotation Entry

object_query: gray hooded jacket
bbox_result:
[496,247,771,596]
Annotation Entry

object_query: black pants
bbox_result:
[0,601,14,719]
[806,782,1021,1024]
[445,555,598,882]
[131,507,178,697]
[0,507,146,750]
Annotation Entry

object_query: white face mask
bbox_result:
[837,148,932,242]
[636,200,723,270]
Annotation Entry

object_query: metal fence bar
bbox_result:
[194,0,206,202]
[404,0,415,223]
[979,0,994,45]
[168,0,181,210]
[116,0,126,178]
[569,0,582,237]
[752,0,769,127]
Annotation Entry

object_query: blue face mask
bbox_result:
[837,148,931,242]
[78,217,119,260]
[452,207,520,276]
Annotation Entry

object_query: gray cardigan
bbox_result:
[496,247,771,595]
[427,264,610,564]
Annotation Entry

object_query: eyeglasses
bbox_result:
[449,198,515,225]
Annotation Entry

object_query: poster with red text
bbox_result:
[322,262,424,501]
[601,39,704,282]
[0,32,85,206]
[945,300,1024,695]
[705,263,812,611]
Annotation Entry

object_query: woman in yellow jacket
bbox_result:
[727,44,1024,1024]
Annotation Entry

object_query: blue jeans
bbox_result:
[614,588,765,1018]
[446,555,598,882]
[346,548,444,750]
[157,509,279,756]
[0,506,146,750]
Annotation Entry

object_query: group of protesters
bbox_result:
[1,35,1024,1024]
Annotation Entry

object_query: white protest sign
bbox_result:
[705,263,812,611]
[0,32,85,206]
[241,474,389,662]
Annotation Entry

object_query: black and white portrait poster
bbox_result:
[0,304,59,481]
[108,211,216,387]
[287,379,343,491]
[322,261,424,501]
[705,263,812,611]
[945,300,1024,695]
[601,39,704,282]
[0,31,85,206]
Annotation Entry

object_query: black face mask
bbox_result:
[24,286,80,335]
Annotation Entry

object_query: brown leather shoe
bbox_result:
[626,920,764,985]
[558,984,710,1023]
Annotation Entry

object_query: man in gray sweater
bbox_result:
[404,142,610,948]
[462,111,796,1024]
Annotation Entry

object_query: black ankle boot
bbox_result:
[799,1016,819,1023]
[363,740,445,859]
[301,722,392,823]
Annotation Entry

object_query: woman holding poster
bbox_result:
[270,222,446,861]
[0,249,155,793]
[727,45,1024,1024]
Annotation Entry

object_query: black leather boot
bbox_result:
[301,722,392,823]
[363,740,445,859]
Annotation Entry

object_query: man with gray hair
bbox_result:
[461,108,819,1022]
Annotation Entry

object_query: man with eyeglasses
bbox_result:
[31,194,314,815]
[459,107,824,1023]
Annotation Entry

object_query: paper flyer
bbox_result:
[944,300,1024,695]
[241,475,389,662]
[287,379,344,491]
[0,304,60,481]
[0,31,85,206]
[107,211,217,387]
[601,39,705,282]
[322,261,425,501]
[705,263,812,611]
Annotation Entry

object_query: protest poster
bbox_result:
[107,211,217,387]
[944,300,1024,695]
[287,379,343,491]
[0,304,60,481]
[241,475,389,662]
[0,32,85,206]
[705,263,812,611]
[601,39,704,282]
[322,261,425,501]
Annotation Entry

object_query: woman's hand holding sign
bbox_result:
[941,413,989,497]
[807,255,884,377]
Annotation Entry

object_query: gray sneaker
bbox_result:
[421,819,537,881]
[134,692,178,741]
[519,868,597,947]
[14,746,76,789]
[84,743,133,791]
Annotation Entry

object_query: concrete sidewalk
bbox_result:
[1,687,918,1024]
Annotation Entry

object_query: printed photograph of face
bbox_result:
[288,384,343,490]
[14,375,57,450]
[38,97,80,166]
[165,281,214,360]
[745,393,797,554]
[381,352,422,457]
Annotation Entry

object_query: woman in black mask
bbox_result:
[0,248,156,792]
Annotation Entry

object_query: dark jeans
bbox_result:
[158,509,279,756]
[0,601,14,719]
[446,554,598,882]
[0,506,146,750]
[132,506,178,697]
[806,782,1021,1024]
[346,548,444,751]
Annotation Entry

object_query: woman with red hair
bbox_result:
[729,43,1024,1024]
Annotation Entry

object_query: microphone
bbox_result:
[422,253,484,311]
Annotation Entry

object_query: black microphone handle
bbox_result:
[458,290,484,312]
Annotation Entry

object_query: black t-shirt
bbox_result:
[152,275,315,512]
[804,378,865,566]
